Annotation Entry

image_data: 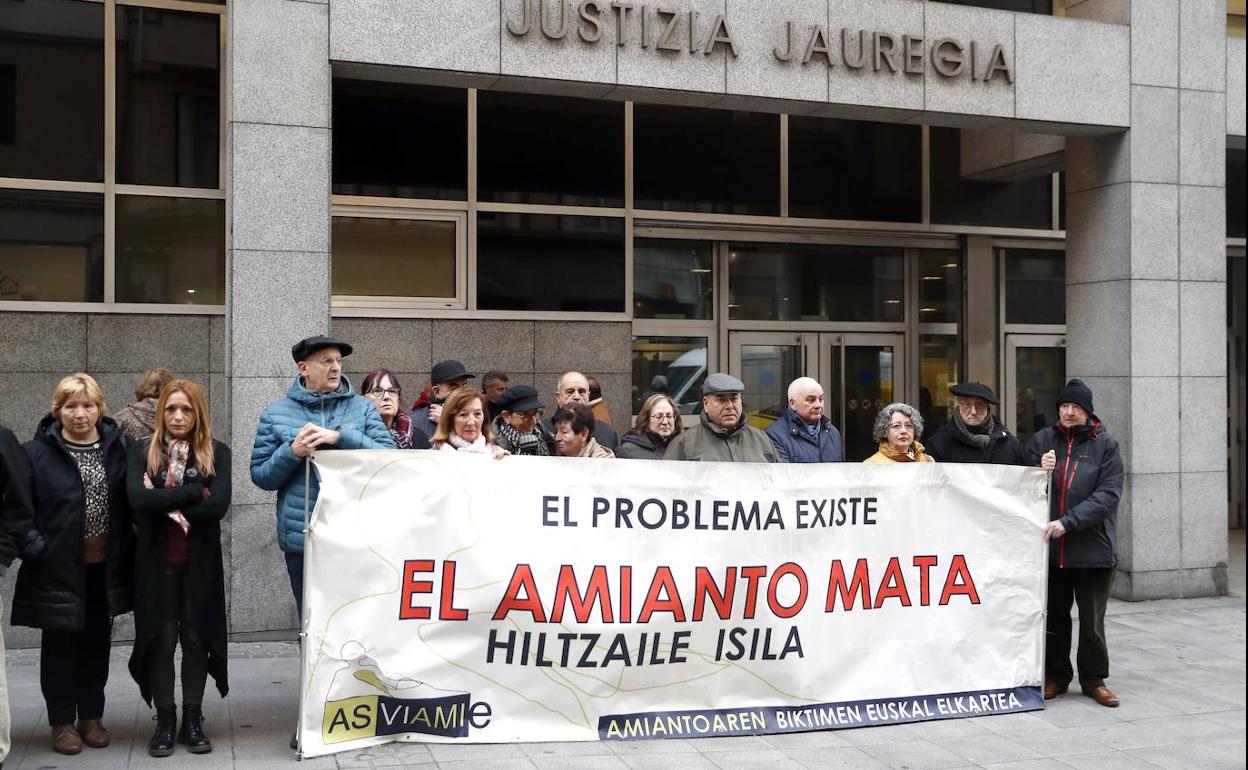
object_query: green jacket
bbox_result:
[663,414,779,463]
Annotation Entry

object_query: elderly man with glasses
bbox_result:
[926,382,1027,465]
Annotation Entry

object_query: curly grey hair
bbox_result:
[871,402,924,444]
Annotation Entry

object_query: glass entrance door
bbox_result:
[728,331,904,461]
[1005,334,1066,447]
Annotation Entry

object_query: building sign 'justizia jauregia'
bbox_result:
[507,0,1015,84]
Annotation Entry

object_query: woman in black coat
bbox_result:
[615,394,683,460]
[125,378,231,758]
[12,373,135,756]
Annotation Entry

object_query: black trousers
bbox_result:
[1046,566,1114,688]
[41,563,111,726]
[285,552,304,619]
[148,564,209,709]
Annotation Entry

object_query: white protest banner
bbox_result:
[298,450,1049,757]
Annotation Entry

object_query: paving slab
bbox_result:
[1,596,1244,769]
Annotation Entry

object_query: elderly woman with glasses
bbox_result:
[616,394,683,460]
[864,402,934,464]
[360,369,430,449]
[490,385,551,456]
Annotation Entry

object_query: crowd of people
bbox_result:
[0,332,1124,762]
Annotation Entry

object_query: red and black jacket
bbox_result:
[1025,418,1123,569]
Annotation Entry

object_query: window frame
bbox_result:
[330,203,468,312]
[0,0,227,313]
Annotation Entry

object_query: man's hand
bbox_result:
[428,403,443,423]
[1040,449,1057,471]
[291,424,341,458]
[1043,520,1066,541]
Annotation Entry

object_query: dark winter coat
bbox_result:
[764,408,845,463]
[663,414,778,463]
[12,415,135,630]
[927,417,1028,465]
[1025,418,1123,569]
[250,374,395,554]
[126,438,232,706]
[615,430,674,460]
[0,424,35,573]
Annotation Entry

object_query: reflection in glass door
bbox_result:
[727,332,903,461]
[728,332,808,429]
[1006,335,1066,447]
[821,335,903,462]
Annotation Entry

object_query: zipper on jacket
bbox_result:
[1056,433,1076,568]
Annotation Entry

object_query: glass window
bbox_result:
[728,243,904,322]
[1004,248,1065,325]
[116,7,220,188]
[0,0,105,182]
[476,213,625,312]
[331,216,457,299]
[332,80,467,200]
[0,189,104,302]
[478,91,623,207]
[918,335,960,442]
[739,343,803,429]
[1014,345,1066,446]
[1229,148,1245,239]
[634,105,779,216]
[115,195,224,304]
[935,0,1052,12]
[929,127,1053,230]
[918,250,962,324]
[631,336,707,415]
[788,117,921,222]
[634,238,713,320]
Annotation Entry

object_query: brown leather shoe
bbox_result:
[76,718,112,748]
[1043,680,1068,700]
[1082,684,1120,707]
[51,724,83,755]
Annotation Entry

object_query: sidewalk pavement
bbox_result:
[2,594,1244,770]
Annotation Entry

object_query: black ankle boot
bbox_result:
[178,704,212,754]
[148,706,177,758]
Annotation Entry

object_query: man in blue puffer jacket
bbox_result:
[250,335,395,617]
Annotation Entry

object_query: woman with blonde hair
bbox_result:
[864,402,935,464]
[615,394,683,460]
[13,374,135,756]
[431,388,507,459]
[125,379,231,757]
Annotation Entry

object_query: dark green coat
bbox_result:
[663,414,778,463]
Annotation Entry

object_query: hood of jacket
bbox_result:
[34,412,125,453]
[286,373,358,406]
[872,439,930,463]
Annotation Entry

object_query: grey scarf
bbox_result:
[952,410,995,448]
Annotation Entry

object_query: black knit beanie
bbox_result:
[1055,378,1094,416]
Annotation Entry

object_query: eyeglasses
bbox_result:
[367,388,401,398]
[650,414,675,422]
[888,422,916,432]
[956,399,987,411]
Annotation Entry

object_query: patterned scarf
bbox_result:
[391,411,416,449]
[160,439,191,534]
[496,419,549,456]
[952,411,995,448]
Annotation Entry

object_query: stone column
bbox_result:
[227,0,331,632]
[1065,0,1228,599]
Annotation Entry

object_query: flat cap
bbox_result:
[495,384,543,413]
[430,359,475,385]
[291,335,353,363]
[702,372,746,395]
[949,381,999,405]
